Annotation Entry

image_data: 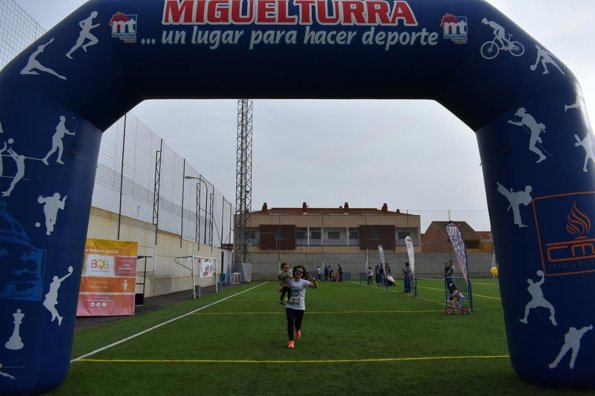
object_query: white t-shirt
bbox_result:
[286,278,311,310]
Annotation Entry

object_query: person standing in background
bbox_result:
[444,260,455,287]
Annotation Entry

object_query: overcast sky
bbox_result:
[14,0,595,231]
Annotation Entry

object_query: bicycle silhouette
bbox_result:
[481,33,525,60]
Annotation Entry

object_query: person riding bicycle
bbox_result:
[448,283,466,313]
[482,17,506,48]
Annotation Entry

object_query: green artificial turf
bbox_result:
[45,279,589,395]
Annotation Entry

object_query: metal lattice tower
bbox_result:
[234,99,253,268]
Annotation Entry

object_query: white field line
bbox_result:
[71,282,268,363]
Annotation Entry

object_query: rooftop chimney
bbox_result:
[382,203,388,212]
[344,202,349,209]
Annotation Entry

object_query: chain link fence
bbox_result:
[0,0,234,247]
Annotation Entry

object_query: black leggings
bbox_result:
[280,287,289,301]
[286,308,305,341]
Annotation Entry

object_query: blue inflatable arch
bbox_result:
[1,0,594,393]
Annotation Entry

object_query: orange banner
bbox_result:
[77,239,138,317]
[77,294,136,316]
[79,276,135,293]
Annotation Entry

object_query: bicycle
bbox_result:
[445,301,470,315]
[480,33,525,60]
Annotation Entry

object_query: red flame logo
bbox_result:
[566,202,591,237]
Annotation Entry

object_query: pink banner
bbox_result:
[76,293,135,316]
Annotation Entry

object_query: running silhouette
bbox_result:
[42,266,73,326]
[574,134,595,173]
[530,44,565,76]
[508,107,548,163]
[37,193,67,236]
[496,182,533,228]
[2,147,26,197]
[519,270,557,326]
[549,325,593,370]
[20,38,66,80]
[42,116,75,165]
[66,11,100,59]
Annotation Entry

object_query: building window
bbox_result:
[398,231,411,240]
[296,230,307,240]
[369,230,380,240]
[327,231,340,240]
[249,230,256,240]
[311,230,321,239]
[277,231,287,241]
[349,230,359,239]
[396,229,418,246]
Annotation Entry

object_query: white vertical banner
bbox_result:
[377,244,385,264]
[377,244,386,274]
[405,236,415,274]
[445,222,469,281]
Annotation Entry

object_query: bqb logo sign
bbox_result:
[86,254,115,276]
[533,192,595,276]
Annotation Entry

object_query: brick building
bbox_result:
[421,221,483,253]
[243,202,421,258]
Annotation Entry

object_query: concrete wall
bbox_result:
[86,207,225,297]
[248,251,495,281]
[85,208,494,295]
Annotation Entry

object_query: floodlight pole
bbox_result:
[234,99,253,271]
[180,160,186,248]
